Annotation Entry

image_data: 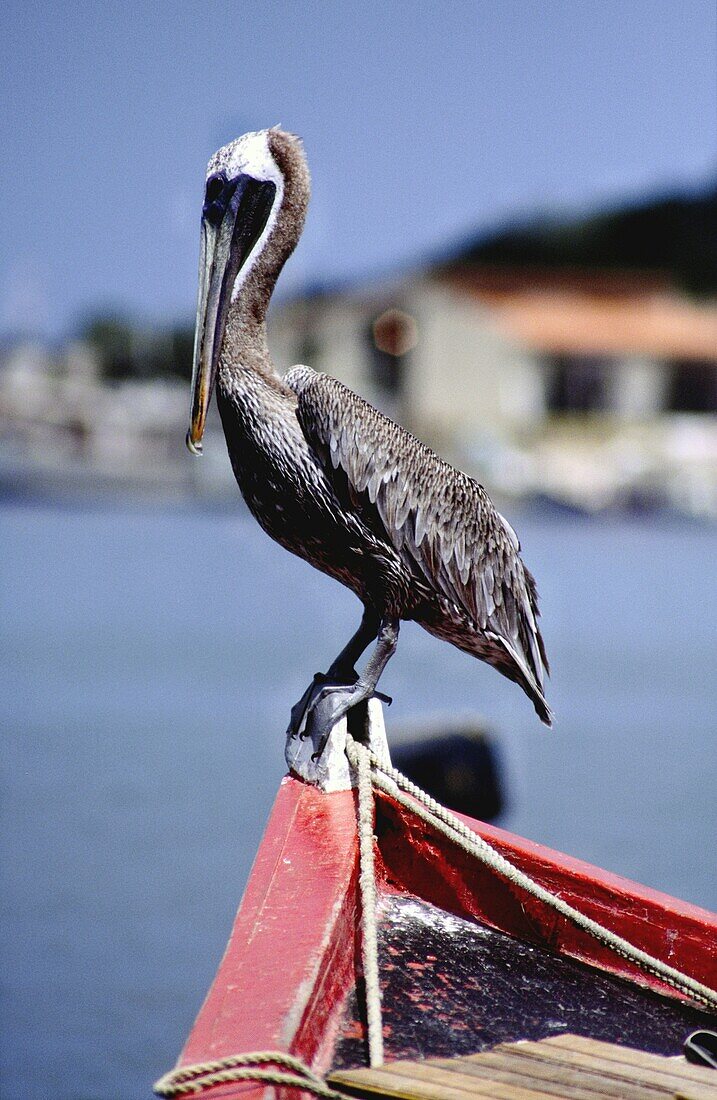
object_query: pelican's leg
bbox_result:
[287,607,381,738]
[304,616,400,757]
[325,606,381,682]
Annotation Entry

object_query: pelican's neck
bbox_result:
[220,307,272,383]
[220,130,310,386]
[218,228,291,388]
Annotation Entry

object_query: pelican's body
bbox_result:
[189,129,552,743]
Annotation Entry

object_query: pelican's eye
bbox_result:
[205,174,226,203]
[203,173,235,226]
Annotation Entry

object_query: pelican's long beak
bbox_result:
[187,175,276,455]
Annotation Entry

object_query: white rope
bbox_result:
[153,1049,349,1098]
[354,740,385,1067]
[346,741,717,1013]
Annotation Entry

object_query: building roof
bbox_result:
[445,270,717,362]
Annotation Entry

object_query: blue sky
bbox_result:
[1,0,715,338]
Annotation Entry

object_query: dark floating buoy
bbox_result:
[391,719,506,822]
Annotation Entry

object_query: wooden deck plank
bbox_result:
[329,1065,474,1100]
[330,1035,717,1100]
[331,1063,491,1100]
[493,1040,717,1097]
[540,1035,717,1087]
[374,1059,554,1100]
[331,1059,553,1099]
[433,1053,624,1100]
[455,1049,659,1099]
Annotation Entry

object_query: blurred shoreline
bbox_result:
[2,389,715,521]
[1,353,714,520]
[2,184,715,518]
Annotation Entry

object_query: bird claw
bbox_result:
[287,668,360,740]
[303,682,388,758]
[288,670,389,756]
[304,685,359,760]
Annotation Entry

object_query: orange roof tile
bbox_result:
[446,272,717,361]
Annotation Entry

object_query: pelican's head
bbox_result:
[187,128,303,455]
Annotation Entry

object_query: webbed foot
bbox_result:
[302,682,392,759]
[287,667,364,740]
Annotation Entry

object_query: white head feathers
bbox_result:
[206,129,283,190]
[205,129,285,301]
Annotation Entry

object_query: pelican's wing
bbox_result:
[286,367,550,719]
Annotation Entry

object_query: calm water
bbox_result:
[1,501,715,1100]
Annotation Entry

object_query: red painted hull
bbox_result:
[173,776,717,1098]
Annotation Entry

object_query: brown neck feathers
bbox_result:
[224,130,311,363]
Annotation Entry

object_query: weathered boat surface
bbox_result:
[171,775,717,1098]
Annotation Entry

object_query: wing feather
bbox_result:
[285,366,550,708]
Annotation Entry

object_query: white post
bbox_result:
[285,698,391,793]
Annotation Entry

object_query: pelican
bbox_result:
[187,128,552,749]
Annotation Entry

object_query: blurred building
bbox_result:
[0,334,204,502]
[270,186,717,517]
